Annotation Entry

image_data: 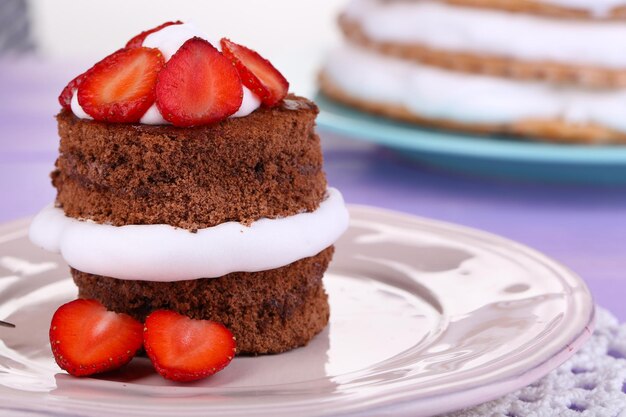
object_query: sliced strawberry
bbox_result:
[155,37,242,127]
[49,299,143,377]
[77,47,164,123]
[220,38,289,107]
[143,310,236,382]
[126,21,183,48]
[58,72,86,111]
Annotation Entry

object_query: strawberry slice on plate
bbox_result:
[143,310,237,382]
[77,47,164,123]
[126,21,183,48]
[49,299,143,377]
[220,38,289,107]
[58,72,86,111]
[155,37,243,127]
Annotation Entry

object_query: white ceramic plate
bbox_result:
[0,206,594,417]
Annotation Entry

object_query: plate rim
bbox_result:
[315,92,626,165]
[0,206,595,417]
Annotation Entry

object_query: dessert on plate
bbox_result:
[321,0,626,143]
[30,21,349,362]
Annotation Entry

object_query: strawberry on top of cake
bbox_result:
[59,21,288,126]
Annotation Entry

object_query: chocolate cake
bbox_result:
[72,247,334,354]
[30,22,349,358]
[53,96,333,354]
[53,95,325,230]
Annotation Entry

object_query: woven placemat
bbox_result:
[446,307,626,417]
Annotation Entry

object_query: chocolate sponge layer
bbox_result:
[54,95,326,230]
[72,246,334,355]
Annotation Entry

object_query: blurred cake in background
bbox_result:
[320,0,626,144]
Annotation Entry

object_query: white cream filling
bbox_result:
[324,45,626,134]
[344,0,626,68]
[71,23,262,124]
[29,188,349,282]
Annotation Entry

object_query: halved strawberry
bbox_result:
[220,38,289,107]
[58,72,86,111]
[155,37,243,127]
[126,21,183,48]
[77,47,164,123]
[49,299,143,377]
[143,310,236,382]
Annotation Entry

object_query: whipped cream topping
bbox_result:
[29,188,349,282]
[344,0,626,68]
[70,23,262,124]
[324,45,626,134]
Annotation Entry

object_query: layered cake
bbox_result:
[30,22,349,356]
[321,0,626,143]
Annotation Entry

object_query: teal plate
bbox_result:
[315,93,626,185]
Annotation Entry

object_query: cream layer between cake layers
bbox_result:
[323,45,626,135]
[344,0,626,68]
[29,188,349,282]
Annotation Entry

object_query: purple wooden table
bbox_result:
[2,58,626,320]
